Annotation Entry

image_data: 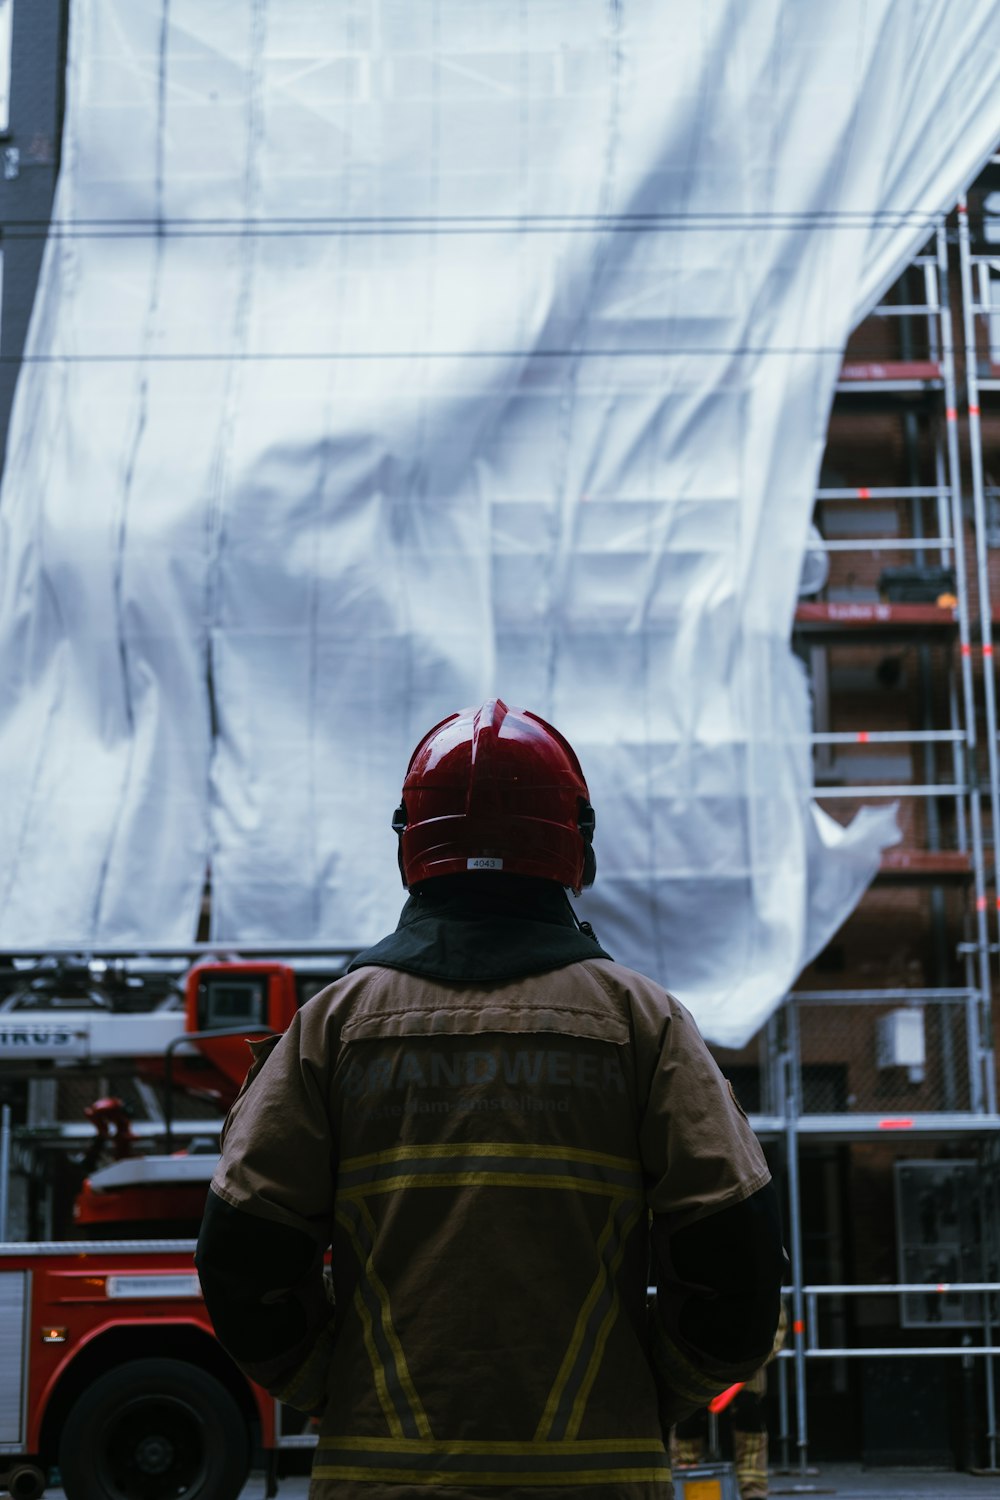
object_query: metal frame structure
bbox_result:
[751,182,1000,1475]
[773,1285,1000,1476]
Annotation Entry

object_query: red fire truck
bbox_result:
[0,959,335,1500]
[0,1236,284,1500]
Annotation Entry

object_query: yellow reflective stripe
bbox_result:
[564,1203,643,1439]
[317,1437,667,1453]
[273,1322,335,1411]
[337,1141,642,1201]
[354,1284,403,1436]
[340,1142,639,1172]
[535,1199,620,1440]
[650,1321,729,1405]
[354,1199,433,1439]
[312,1466,669,1486]
[313,1435,670,1487]
[536,1198,642,1442]
[335,1207,405,1438]
[338,1171,634,1200]
[338,1140,641,1200]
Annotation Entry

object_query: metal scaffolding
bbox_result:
[736,171,1000,1473]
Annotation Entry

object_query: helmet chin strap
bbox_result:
[563,887,600,945]
[392,802,409,888]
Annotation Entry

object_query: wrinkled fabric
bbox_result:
[1,2,999,1043]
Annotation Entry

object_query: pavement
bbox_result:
[247,1468,999,1498]
[245,1463,1000,1498]
[37,1464,1000,1498]
[765,1467,1000,1497]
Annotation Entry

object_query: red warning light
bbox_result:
[878,1118,914,1130]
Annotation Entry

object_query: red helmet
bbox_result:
[392,699,596,893]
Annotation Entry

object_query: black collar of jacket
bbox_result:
[348,875,612,983]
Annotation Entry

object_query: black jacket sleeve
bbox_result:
[196,1188,335,1411]
[648,1180,786,1428]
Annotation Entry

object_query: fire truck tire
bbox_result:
[56,1357,249,1500]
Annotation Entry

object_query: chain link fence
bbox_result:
[792,995,974,1114]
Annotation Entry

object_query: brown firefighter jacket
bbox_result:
[197,893,783,1499]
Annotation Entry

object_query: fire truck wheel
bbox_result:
[56,1357,249,1500]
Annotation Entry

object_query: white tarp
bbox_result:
[2,0,999,1046]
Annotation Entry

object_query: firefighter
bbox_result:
[196,699,785,1499]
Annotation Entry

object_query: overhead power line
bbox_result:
[0,344,888,364]
[0,209,951,242]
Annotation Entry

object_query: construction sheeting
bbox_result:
[2,1,1000,1046]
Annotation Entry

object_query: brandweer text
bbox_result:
[341,1046,626,1098]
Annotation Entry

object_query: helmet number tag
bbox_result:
[467,857,503,870]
